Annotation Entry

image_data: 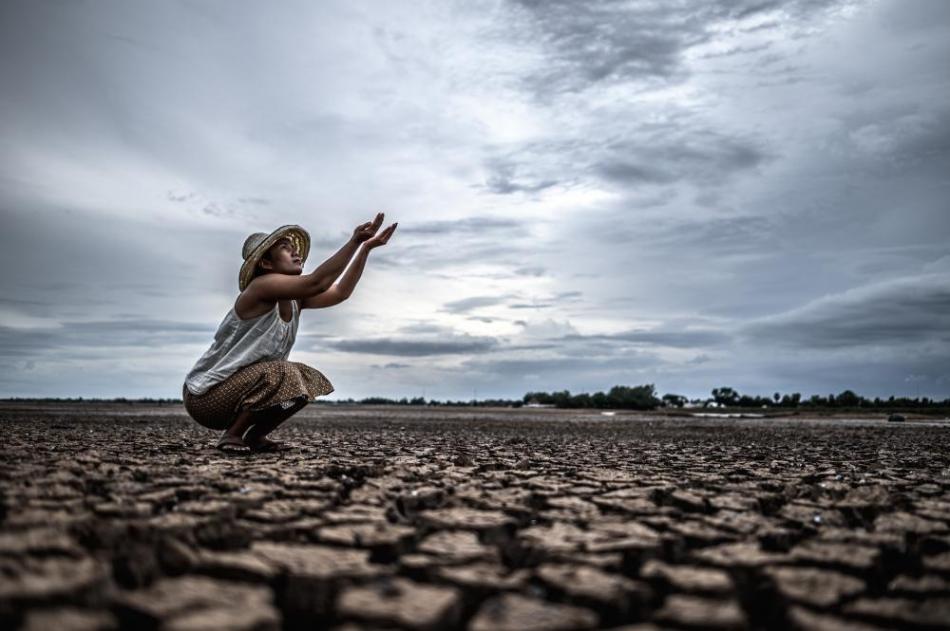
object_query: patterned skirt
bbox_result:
[182,359,334,431]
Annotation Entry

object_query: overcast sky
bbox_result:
[1,0,948,401]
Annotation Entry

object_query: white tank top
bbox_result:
[184,300,300,395]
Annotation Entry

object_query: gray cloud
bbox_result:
[507,0,846,96]
[594,130,771,188]
[481,158,559,195]
[442,296,509,314]
[400,216,529,236]
[743,273,950,348]
[564,328,732,349]
[326,335,500,357]
[0,319,213,359]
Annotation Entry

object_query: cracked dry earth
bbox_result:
[2,404,950,630]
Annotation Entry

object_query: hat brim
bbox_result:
[239,225,311,291]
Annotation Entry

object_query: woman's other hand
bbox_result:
[365,222,397,250]
[352,212,384,243]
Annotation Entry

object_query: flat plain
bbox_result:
[2,401,949,630]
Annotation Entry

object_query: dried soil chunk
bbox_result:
[653,595,746,630]
[417,530,497,563]
[317,522,416,554]
[668,520,735,546]
[243,500,315,523]
[691,542,785,569]
[5,508,92,531]
[166,606,280,631]
[468,593,598,631]
[0,528,83,558]
[583,520,663,558]
[250,542,386,617]
[337,577,461,630]
[535,563,650,613]
[146,513,205,538]
[519,522,590,554]
[709,494,760,512]
[786,605,884,631]
[194,549,280,583]
[21,607,118,631]
[763,566,865,608]
[874,511,948,535]
[837,485,892,509]
[888,573,950,596]
[396,486,447,515]
[435,563,529,592]
[590,497,661,515]
[923,551,950,575]
[322,505,390,524]
[640,560,733,594]
[112,575,278,630]
[176,500,235,519]
[703,510,775,535]
[789,541,881,573]
[418,508,514,534]
[545,496,602,520]
[0,556,109,608]
[251,542,380,580]
[778,503,847,528]
[670,490,711,513]
[844,596,950,628]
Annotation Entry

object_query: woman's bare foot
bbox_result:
[244,435,294,453]
[215,433,248,452]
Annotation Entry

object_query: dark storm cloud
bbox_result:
[326,335,499,357]
[442,296,509,314]
[475,124,770,204]
[0,319,213,358]
[514,266,546,277]
[482,158,559,195]
[743,273,950,348]
[563,328,732,349]
[509,302,554,310]
[604,214,781,254]
[594,130,771,188]
[507,0,845,95]
[459,352,663,381]
[373,362,411,369]
[401,216,528,236]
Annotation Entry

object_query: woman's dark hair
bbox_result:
[251,251,273,280]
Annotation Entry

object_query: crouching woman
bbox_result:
[182,213,397,452]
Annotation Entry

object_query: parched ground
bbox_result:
[1,403,950,630]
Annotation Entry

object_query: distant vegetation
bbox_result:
[3,385,948,414]
[520,385,950,414]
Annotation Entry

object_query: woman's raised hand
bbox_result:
[365,222,397,250]
[352,212,385,243]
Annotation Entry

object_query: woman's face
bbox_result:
[260,237,302,275]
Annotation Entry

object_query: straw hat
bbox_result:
[238,225,311,291]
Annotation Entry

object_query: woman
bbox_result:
[182,212,397,452]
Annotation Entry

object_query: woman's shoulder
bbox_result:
[233,291,278,321]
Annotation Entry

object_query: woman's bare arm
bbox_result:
[309,237,360,285]
[246,213,387,304]
[300,222,397,309]
[308,212,384,282]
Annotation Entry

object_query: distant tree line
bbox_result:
[520,385,950,411]
[3,387,948,411]
[523,385,661,409]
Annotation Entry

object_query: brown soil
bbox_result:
[1,402,949,630]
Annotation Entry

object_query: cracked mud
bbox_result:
[2,402,949,630]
